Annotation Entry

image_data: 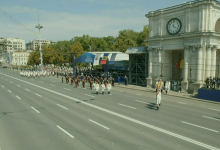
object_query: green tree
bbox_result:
[66,41,83,63]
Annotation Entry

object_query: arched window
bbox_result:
[215,18,220,32]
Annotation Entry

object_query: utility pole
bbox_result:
[36,11,43,70]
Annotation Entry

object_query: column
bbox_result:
[183,46,189,82]
[157,48,162,78]
[182,46,189,93]
[146,49,153,88]
[211,46,217,77]
[148,50,153,78]
[205,45,212,78]
[196,45,203,82]
[193,45,203,94]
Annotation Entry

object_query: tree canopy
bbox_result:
[28,25,149,65]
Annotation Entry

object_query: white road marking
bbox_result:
[39,81,43,83]
[17,84,20,87]
[89,119,109,130]
[209,108,220,112]
[85,94,95,98]
[16,95,21,99]
[31,107,40,113]
[136,94,142,96]
[135,100,150,104]
[57,104,68,110]
[64,88,71,91]
[182,121,218,133]
[57,125,74,138]
[178,102,186,104]
[203,116,220,121]
[118,103,136,109]
[2,85,4,88]
[25,88,30,91]
[35,93,42,97]
[10,82,13,83]
[8,90,11,93]
[50,84,55,86]
[2,73,220,150]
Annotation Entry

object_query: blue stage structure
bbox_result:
[198,88,220,102]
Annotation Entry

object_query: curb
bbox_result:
[115,85,220,105]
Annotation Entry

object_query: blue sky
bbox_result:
[0,0,219,43]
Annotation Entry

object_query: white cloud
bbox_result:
[0,5,148,43]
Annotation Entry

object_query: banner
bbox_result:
[109,53,117,64]
[93,54,101,66]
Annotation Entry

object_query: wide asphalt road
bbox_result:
[0,68,220,150]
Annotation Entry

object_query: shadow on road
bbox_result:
[145,102,158,110]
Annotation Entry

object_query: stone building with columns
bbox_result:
[145,0,220,93]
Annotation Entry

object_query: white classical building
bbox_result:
[26,39,50,51]
[11,50,32,66]
[145,0,220,94]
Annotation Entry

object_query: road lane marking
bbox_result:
[136,94,142,96]
[89,119,109,130]
[8,90,11,93]
[31,107,40,113]
[2,73,220,150]
[209,108,220,112]
[57,104,68,110]
[16,95,21,99]
[35,93,42,97]
[57,125,74,138]
[17,84,20,87]
[178,102,186,104]
[182,121,218,133]
[203,116,220,121]
[10,82,13,83]
[25,88,30,91]
[118,103,136,109]
[50,84,55,86]
[2,85,4,88]
[85,94,95,98]
[64,88,71,91]
[135,100,150,104]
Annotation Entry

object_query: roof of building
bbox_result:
[125,47,148,54]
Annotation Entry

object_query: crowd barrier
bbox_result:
[198,88,220,102]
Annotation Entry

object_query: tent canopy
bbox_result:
[74,52,129,63]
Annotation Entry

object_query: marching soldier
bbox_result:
[90,78,93,90]
[75,78,78,88]
[82,78,85,88]
[104,78,107,87]
[107,82,112,94]
[156,81,162,110]
[101,82,105,94]
[112,78,115,86]
[71,76,74,85]
[62,76,64,83]
[95,82,99,95]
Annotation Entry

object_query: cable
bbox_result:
[0,8,38,37]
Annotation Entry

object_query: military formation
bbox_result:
[62,74,113,95]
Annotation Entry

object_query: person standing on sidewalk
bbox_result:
[118,76,120,85]
[124,75,128,86]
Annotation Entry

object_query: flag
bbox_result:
[93,54,101,66]
[109,53,117,64]
[176,58,184,69]
[180,59,184,69]
[100,54,109,64]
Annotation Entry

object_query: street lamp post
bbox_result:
[36,24,43,70]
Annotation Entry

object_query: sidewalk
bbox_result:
[115,83,220,104]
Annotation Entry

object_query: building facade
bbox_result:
[145,0,220,93]
[11,50,32,66]
[0,38,25,53]
[26,39,50,51]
